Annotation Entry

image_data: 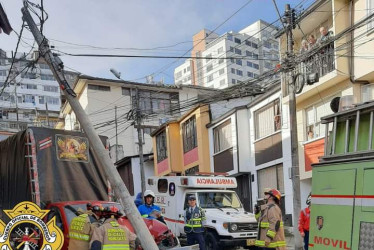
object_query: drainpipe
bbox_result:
[349,0,369,84]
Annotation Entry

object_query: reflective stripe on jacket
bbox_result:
[255,203,286,250]
[68,213,97,250]
[184,206,206,233]
[90,218,136,250]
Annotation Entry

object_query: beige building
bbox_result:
[278,0,374,204]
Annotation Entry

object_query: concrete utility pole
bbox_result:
[135,88,146,195]
[284,4,303,249]
[21,3,158,249]
[115,105,118,162]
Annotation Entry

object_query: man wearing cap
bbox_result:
[255,189,286,250]
[184,195,206,250]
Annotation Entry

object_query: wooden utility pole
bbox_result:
[21,3,158,249]
[284,4,302,249]
[135,88,146,195]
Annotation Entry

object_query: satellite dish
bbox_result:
[330,97,340,113]
[110,68,121,79]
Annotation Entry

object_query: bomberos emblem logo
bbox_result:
[0,201,64,250]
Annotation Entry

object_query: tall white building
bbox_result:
[0,49,76,132]
[174,20,279,89]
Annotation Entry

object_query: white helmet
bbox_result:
[306,193,311,205]
[144,190,155,198]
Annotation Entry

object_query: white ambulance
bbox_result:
[147,175,258,249]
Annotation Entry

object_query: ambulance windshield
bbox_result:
[198,192,242,209]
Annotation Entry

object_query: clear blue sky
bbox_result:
[1,0,311,84]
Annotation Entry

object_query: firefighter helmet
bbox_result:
[144,190,155,198]
[265,189,282,201]
[104,206,123,217]
[306,193,312,205]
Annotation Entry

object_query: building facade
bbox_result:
[0,49,76,133]
[174,20,279,89]
[278,0,374,208]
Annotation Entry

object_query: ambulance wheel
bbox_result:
[205,231,222,250]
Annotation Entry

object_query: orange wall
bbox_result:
[304,138,325,172]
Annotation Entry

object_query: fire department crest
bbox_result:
[316,216,324,230]
[0,201,64,250]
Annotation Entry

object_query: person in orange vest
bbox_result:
[255,188,286,250]
[299,193,311,250]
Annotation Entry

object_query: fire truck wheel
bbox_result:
[205,231,222,250]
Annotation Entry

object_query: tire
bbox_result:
[205,231,222,250]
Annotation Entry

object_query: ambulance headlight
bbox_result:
[230,223,238,232]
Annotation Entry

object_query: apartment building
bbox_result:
[174,20,279,89]
[0,49,76,133]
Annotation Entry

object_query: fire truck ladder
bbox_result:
[25,129,41,206]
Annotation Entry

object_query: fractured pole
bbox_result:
[21,3,158,249]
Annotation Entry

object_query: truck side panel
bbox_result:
[310,168,356,250]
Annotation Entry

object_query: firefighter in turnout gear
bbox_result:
[255,189,286,250]
[90,205,136,250]
[68,202,103,250]
[184,194,206,250]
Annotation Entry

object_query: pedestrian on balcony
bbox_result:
[307,35,317,50]
[300,39,309,54]
[318,27,334,44]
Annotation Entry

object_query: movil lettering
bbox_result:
[314,236,350,249]
[196,178,235,185]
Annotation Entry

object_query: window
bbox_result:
[219,68,225,75]
[175,71,182,79]
[247,61,253,67]
[227,34,233,41]
[254,99,281,139]
[182,116,197,153]
[88,84,110,92]
[257,164,284,197]
[207,74,213,83]
[158,179,168,193]
[46,96,60,105]
[40,74,55,81]
[252,42,258,49]
[39,63,50,69]
[231,68,235,74]
[156,131,168,162]
[265,62,273,69]
[39,96,45,104]
[247,72,254,78]
[232,79,236,84]
[206,64,213,72]
[230,58,235,63]
[264,41,272,49]
[43,85,58,92]
[236,59,242,66]
[305,100,334,140]
[23,95,35,104]
[234,48,241,55]
[21,84,37,90]
[214,119,232,153]
[236,70,243,76]
[122,88,130,96]
[234,38,241,44]
[132,90,174,115]
[217,47,224,54]
[218,58,224,64]
[229,46,234,52]
[253,63,259,70]
[0,70,7,77]
[206,54,212,62]
[220,79,226,86]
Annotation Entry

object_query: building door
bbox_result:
[235,174,251,212]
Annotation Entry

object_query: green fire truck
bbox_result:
[309,101,374,250]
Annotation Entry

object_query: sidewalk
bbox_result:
[284,226,295,250]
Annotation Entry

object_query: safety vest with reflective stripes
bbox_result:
[255,203,286,250]
[90,218,137,250]
[184,206,206,233]
[68,213,95,250]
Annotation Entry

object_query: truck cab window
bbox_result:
[158,179,168,193]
